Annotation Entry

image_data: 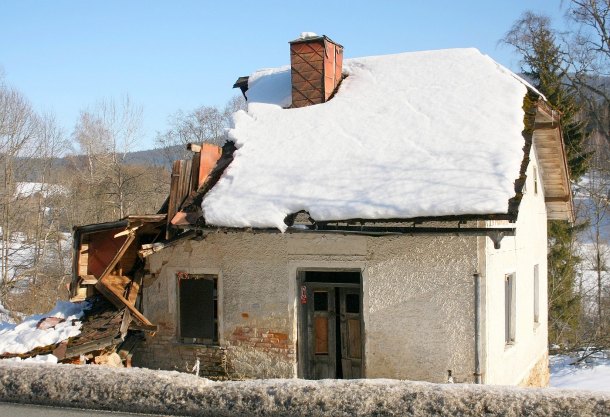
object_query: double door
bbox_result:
[301,285,362,379]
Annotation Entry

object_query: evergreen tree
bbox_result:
[504,12,590,347]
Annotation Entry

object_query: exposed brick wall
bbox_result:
[132,335,237,380]
[229,326,295,360]
[132,325,297,380]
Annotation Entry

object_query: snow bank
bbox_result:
[203,48,529,231]
[0,363,608,417]
[551,352,610,392]
[0,301,87,355]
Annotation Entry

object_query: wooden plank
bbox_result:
[342,359,353,379]
[79,275,97,285]
[96,282,157,332]
[114,225,141,238]
[127,271,142,306]
[78,244,89,276]
[545,196,571,203]
[120,309,131,339]
[533,122,560,130]
[314,316,329,354]
[347,318,361,359]
[64,335,122,358]
[93,232,157,331]
[104,274,131,294]
[95,233,135,289]
[191,150,201,192]
[166,160,182,237]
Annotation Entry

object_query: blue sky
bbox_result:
[0,1,568,150]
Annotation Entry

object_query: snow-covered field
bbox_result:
[550,351,610,392]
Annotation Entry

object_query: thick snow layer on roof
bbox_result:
[203,48,529,231]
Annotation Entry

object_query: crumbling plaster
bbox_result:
[137,230,481,383]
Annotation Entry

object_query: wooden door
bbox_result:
[339,288,362,378]
[307,287,336,379]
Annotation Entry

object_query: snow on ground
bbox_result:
[0,301,87,355]
[14,182,68,199]
[550,350,610,392]
[0,230,72,295]
[575,240,610,318]
[203,48,531,231]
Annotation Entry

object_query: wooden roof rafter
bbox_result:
[532,98,574,222]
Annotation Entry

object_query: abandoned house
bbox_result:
[66,34,572,386]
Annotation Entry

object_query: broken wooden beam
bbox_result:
[95,283,157,332]
[187,143,202,152]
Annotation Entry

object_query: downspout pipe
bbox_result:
[474,272,482,384]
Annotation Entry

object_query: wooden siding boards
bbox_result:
[167,159,193,238]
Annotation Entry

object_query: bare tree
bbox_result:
[72,96,144,220]
[563,0,610,341]
[0,82,71,312]
[155,95,246,164]
[0,84,40,301]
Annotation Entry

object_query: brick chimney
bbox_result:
[289,33,344,108]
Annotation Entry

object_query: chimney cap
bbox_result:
[289,33,343,48]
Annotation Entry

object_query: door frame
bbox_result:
[296,268,365,379]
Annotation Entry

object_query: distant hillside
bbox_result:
[13,145,182,182]
[122,146,177,167]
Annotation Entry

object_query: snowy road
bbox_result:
[0,402,170,416]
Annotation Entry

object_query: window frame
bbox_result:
[177,272,219,346]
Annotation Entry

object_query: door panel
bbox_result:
[339,288,362,378]
[308,288,336,379]
[300,279,363,380]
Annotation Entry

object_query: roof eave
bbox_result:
[533,101,575,223]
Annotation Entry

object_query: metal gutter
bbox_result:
[180,225,516,249]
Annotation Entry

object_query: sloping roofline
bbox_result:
[532,99,574,222]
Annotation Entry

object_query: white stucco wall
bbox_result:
[482,147,549,385]
[138,148,549,384]
[140,231,480,382]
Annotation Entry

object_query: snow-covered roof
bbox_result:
[202,48,533,231]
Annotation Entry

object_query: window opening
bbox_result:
[178,273,218,344]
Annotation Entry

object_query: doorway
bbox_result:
[297,270,363,379]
